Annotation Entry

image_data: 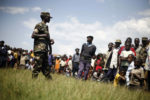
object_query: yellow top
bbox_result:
[114,73,120,87]
[14,52,18,59]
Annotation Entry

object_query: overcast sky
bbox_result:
[0,0,150,55]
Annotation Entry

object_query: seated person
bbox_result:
[129,58,144,89]
[114,70,126,87]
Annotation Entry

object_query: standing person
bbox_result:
[77,36,96,80]
[31,12,54,79]
[72,48,80,77]
[106,40,122,81]
[120,42,135,73]
[118,37,136,56]
[55,56,61,73]
[104,42,113,70]
[0,41,7,68]
[139,37,148,68]
[134,38,141,59]
[145,39,150,91]
[48,52,54,72]
[20,52,28,69]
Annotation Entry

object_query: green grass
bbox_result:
[0,68,149,100]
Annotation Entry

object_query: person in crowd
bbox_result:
[72,48,80,77]
[114,70,126,87]
[125,54,135,86]
[0,41,7,68]
[94,53,104,72]
[129,58,144,89]
[92,69,103,81]
[7,50,15,68]
[145,39,150,91]
[104,42,113,70]
[118,37,136,56]
[77,36,96,80]
[139,37,148,68]
[20,51,28,69]
[48,52,54,72]
[55,56,61,73]
[134,38,141,59]
[106,39,121,81]
[120,42,135,73]
[60,57,67,74]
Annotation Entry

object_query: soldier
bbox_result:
[139,37,148,68]
[31,12,54,79]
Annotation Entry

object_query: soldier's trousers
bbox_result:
[32,52,51,79]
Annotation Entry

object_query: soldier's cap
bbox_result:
[87,35,93,40]
[40,12,52,18]
[115,39,122,44]
[142,37,148,41]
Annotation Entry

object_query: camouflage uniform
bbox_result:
[139,37,148,67]
[32,12,52,79]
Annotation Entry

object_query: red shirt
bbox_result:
[96,59,102,71]
[118,46,136,56]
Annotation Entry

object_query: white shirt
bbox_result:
[110,48,119,69]
[120,50,134,66]
[125,61,135,86]
[60,60,66,67]
[91,58,96,68]
[120,50,134,58]
[68,60,73,70]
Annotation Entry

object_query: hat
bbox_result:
[142,37,148,41]
[115,39,122,44]
[40,12,52,18]
[87,35,93,40]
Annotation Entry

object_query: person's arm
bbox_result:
[119,75,126,80]
[120,56,128,61]
[133,73,143,81]
[80,44,85,56]
[31,28,48,39]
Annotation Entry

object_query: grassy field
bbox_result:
[0,68,150,100]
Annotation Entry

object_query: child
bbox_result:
[126,54,135,86]
[129,58,144,89]
[114,70,126,87]
[60,57,67,74]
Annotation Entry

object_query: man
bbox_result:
[145,39,150,91]
[134,38,141,59]
[106,39,121,81]
[0,41,7,68]
[31,12,54,79]
[72,48,80,77]
[118,37,136,56]
[77,36,96,80]
[120,42,135,73]
[104,42,114,70]
[139,37,148,68]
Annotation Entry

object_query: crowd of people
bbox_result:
[0,36,150,91]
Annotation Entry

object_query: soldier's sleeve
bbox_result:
[34,24,40,33]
